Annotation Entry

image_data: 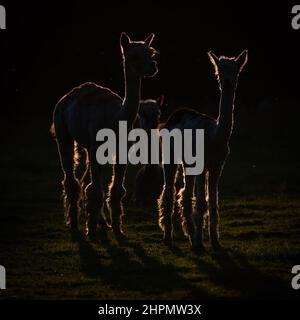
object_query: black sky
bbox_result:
[0,1,299,116]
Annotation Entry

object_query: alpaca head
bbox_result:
[120,32,158,78]
[208,50,248,89]
[138,95,164,131]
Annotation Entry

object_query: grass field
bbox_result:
[1,105,300,299]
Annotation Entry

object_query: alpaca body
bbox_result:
[54,83,123,149]
[158,51,248,250]
[165,109,229,169]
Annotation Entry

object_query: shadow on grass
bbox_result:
[192,247,297,299]
[71,230,211,298]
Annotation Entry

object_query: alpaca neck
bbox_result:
[122,63,142,128]
[216,85,236,144]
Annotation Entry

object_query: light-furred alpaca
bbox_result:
[158,50,248,250]
[52,33,158,238]
[134,96,164,206]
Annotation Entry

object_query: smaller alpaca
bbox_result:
[81,97,165,207]
[134,96,164,206]
[158,50,248,250]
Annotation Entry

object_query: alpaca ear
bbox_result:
[157,95,165,108]
[144,33,155,46]
[207,51,219,71]
[235,50,248,72]
[120,32,131,52]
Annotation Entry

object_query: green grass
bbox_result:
[0,111,300,299]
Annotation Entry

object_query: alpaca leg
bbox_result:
[158,164,177,245]
[55,135,80,229]
[81,149,91,192]
[61,164,81,229]
[208,168,221,249]
[84,151,110,237]
[193,172,208,250]
[178,165,195,244]
[134,166,145,206]
[81,151,110,230]
[80,150,90,215]
[62,174,81,229]
[173,165,184,217]
[106,163,127,237]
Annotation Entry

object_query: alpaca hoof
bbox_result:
[113,228,127,241]
[70,228,81,241]
[163,239,173,247]
[85,224,97,240]
[191,242,205,254]
[70,221,78,230]
[86,227,96,237]
[211,240,222,251]
[99,222,112,232]
[99,215,112,232]
[66,219,78,230]
[163,234,173,247]
[87,231,98,242]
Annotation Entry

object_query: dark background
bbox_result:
[1,1,300,301]
[0,1,299,118]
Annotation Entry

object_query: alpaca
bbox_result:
[52,32,158,238]
[134,96,165,206]
[80,97,164,209]
[158,50,248,250]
